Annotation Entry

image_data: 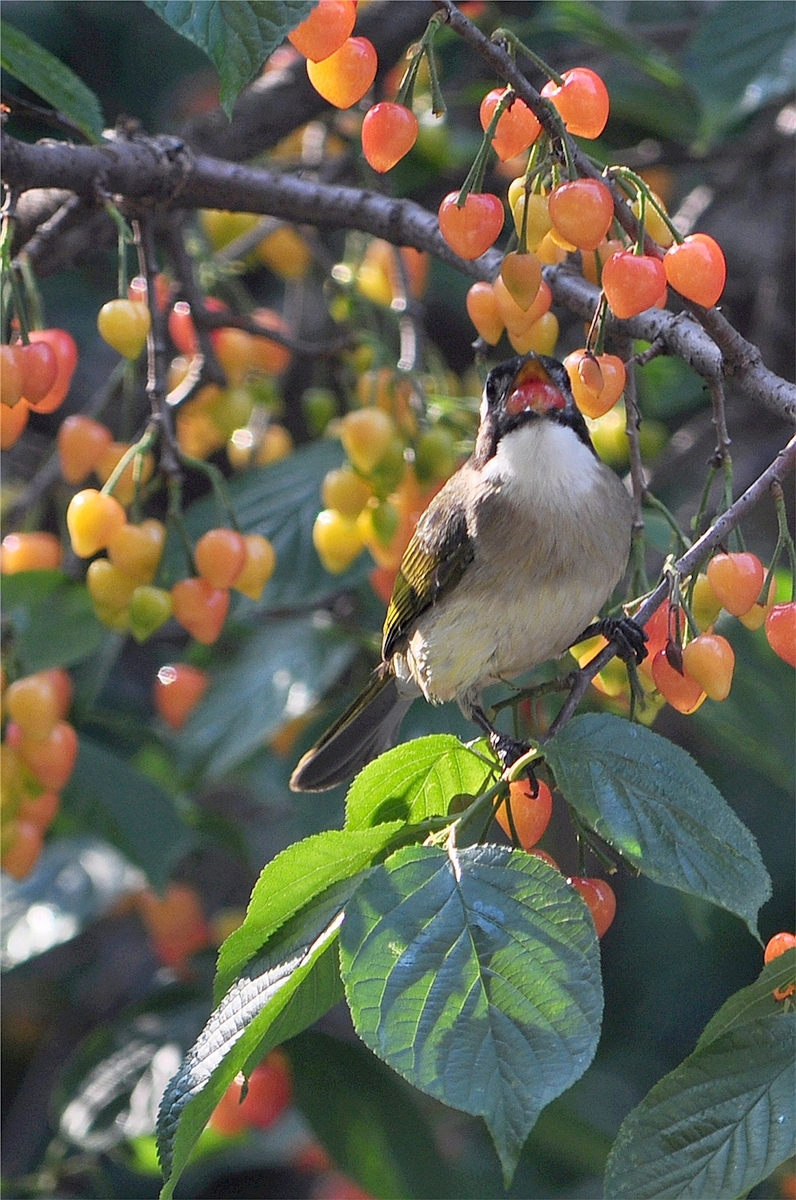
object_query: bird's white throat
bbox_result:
[483,418,602,506]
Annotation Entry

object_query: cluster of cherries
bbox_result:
[0,327,77,449]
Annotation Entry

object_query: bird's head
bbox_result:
[475,352,594,464]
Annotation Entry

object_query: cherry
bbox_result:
[765,603,796,667]
[136,882,212,967]
[306,37,377,109]
[107,519,166,585]
[631,189,674,248]
[479,88,541,161]
[87,558,137,614]
[548,178,614,251]
[466,281,504,345]
[66,489,127,558]
[233,534,277,601]
[58,414,113,485]
[541,67,610,139]
[580,238,625,287]
[97,299,151,360]
[1,821,43,879]
[495,778,553,849]
[287,0,356,62]
[249,308,293,375]
[651,648,706,714]
[493,275,552,335]
[194,528,247,589]
[168,301,199,356]
[340,407,395,475]
[414,427,458,485]
[507,310,559,357]
[681,633,735,701]
[14,720,78,791]
[210,1050,293,1136]
[691,573,723,632]
[93,441,155,508]
[18,341,58,405]
[1,344,24,408]
[256,225,313,279]
[664,234,726,308]
[764,931,796,1001]
[508,187,552,253]
[313,509,364,574]
[24,329,78,414]
[17,789,60,833]
[0,395,28,449]
[601,251,667,319]
[706,552,765,617]
[128,586,173,643]
[361,102,419,173]
[171,578,230,644]
[564,350,626,419]
[438,191,505,261]
[322,466,373,518]
[154,664,209,730]
[5,672,62,742]
[568,876,616,936]
[500,251,542,311]
[1,532,62,574]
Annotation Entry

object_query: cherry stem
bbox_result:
[491,29,565,87]
[177,450,242,534]
[104,201,133,297]
[100,426,157,500]
[643,491,691,555]
[765,482,796,603]
[395,46,422,110]
[17,255,44,333]
[457,90,514,205]
[610,166,684,246]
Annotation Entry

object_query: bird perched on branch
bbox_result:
[290,352,645,792]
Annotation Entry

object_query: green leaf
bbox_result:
[289,1030,459,1200]
[544,714,771,937]
[541,2,685,90]
[682,1,796,150]
[62,738,194,889]
[345,734,495,830]
[2,570,106,673]
[0,19,104,142]
[162,440,371,608]
[175,614,358,780]
[214,823,405,1003]
[696,951,796,1051]
[157,881,348,1199]
[604,1014,795,1199]
[143,0,315,116]
[339,844,603,1186]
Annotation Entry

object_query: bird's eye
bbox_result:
[505,380,566,416]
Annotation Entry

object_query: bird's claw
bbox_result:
[578,615,648,665]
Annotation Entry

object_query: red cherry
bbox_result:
[706,552,765,617]
[765,603,796,667]
[306,37,377,109]
[479,88,541,161]
[601,251,667,319]
[495,778,553,849]
[541,68,610,139]
[287,0,356,62]
[664,234,726,308]
[24,329,78,414]
[361,102,419,173]
[18,341,58,405]
[651,648,706,714]
[568,876,616,936]
[438,191,505,260]
[548,178,614,252]
[681,633,735,701]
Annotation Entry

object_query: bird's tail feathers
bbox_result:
[289,670,412,792]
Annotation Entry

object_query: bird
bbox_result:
[290,351,644,792]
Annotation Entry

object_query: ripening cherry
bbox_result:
[564,350,626,419]
[168,301,199,356]
[154,664,210,730]
[17,789,60,834]
[500,251,542,311]
[438,191,505,261]
[18,341,58,406]
[94,442,155,508]
[1,532,62,574]
[466,281,504,345]
[340,408,395,475]
[43,669,74,720]
[765,603,796,667]
[541,67,610,139]
[691,573,723,632]
[706,551,765,617]
[414,427,458,485]
[287,0,356,61]
[548,179,614,252]
[568,876,616,937]
[508,187,552,253]
[171,577,230,644]
[87,558,137,613]
[602,250,667,319]
[136,882,212,967]
[97,299,152,360]
[631,190,674,249]
[493,275,552,335]
[580,238,625,287]
[249,308,293,375]
[651,648,706,714]
[233,534,277,601]
[25,329,78,414]
[681,633,735,701]
[210,1050,293,1136]
[1,344,24,408]
[322,466,373,519]
[194,528,247,589]
[0,395,29,449]
[507,310,559,356]
[107,519,166,585]
[664,234,726,308]
[66,489,127,558]
[58,414,114,485]
[128,586,173,643]
[495,778,553,849]
[1,821,44,879]
[361,102,419,172]
[5,672,62,742]
[764,930,796,1001]
[14,720,78,791]
[641,602,683,678]
[306,37,378,109]
[479,88,541,161]
[313,509,364,574]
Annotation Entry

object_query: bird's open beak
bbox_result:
[505,356,567,416]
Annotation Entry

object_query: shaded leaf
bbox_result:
[541,2,685,89]
[696,951,796,1051]
[144,0,315,115]
[176,613,358,780]
[2,570,106,673]
[158,881,349,1199]
[214,823,405,1003]
[0,18,104,141]
[340,844,603,1185]
[345,734,495,830]
[544,714,771,937]
[604,1014,795,1199]
[63,738,194,889]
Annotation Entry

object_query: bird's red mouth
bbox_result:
[505,359,567,416]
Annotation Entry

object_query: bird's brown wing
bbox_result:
[382,498,475,661]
